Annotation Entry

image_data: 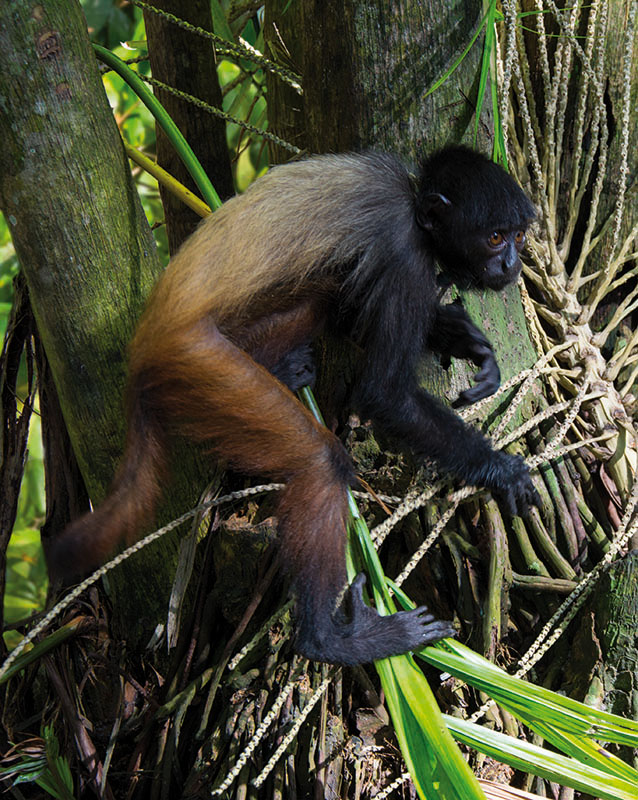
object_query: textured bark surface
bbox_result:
[0,0,160,496]
[567,553,638,767]
[593,553,638,721]
[144,0,234,252]
[0,0,205,642]
[267,0,488,159]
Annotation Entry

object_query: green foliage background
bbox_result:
[1,216,47,649]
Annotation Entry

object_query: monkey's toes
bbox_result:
[395,606,456,651]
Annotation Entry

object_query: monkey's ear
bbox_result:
[416,193,452,230]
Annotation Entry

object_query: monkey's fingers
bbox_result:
[377,606,457,654]
[524,481,542,511]
[453,363,500,407]
[493,487,517,517]
[454,378,498,407]
[512,471,541,515]
[271,343,317,392]
[494,476,540,517]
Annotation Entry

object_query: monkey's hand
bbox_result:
[453,343,500,407]
[489,453,540,516]
[429,301,501,407]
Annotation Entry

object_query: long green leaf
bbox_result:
[92,44,222,211]
[209,0,235,44]
[421,640,638,746]
[378,655,484,800]
[473,1,505,145]
[0,618,85,684]
[528,720,638,785]
[423,9,489,98]
[447,716,638,800]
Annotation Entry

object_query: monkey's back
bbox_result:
[131,152,417,357]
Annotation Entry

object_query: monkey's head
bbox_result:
[416,146,536,291]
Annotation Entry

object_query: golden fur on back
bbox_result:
[132,153,415,354]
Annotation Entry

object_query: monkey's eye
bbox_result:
[488,232,503,247]
[514,230,526,245]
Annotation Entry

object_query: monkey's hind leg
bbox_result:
[279,471,455,666]
[137,323,453,665]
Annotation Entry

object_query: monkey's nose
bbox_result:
[503,251,521,274]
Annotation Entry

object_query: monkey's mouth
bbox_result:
[480,268,522,291]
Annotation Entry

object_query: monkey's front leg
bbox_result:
[362,385,539,516]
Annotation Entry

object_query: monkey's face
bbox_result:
[470,227,527,290]
[416,147,536,293]
[431,224,528,292]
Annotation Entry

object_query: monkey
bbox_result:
[47,146,538,666]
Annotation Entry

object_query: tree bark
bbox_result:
[0,0,204,642]
[593,553,638,723]
[0,0,159,496]
[143,0,235,252]
[267,0,490,160]
[566,553,638,769]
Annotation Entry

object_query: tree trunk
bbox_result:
[0,1,159,495]
[565,552,638,769]
[143,0,234,251]
[0,0,206,643]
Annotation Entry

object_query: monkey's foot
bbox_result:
[295,574,455,666]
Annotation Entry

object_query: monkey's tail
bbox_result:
[46,391,168,582]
